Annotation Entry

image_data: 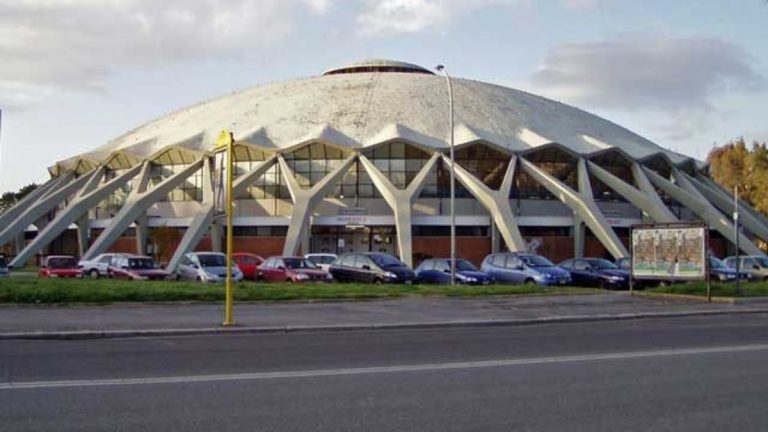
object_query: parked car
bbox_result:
[558,258,630,289]
[39,255,82,278]
[481,252,571,286]
[177,252,243,283]
[79,253,128,279]
[724,255,768,280]
[0,254,8,278]
[710,256,749,282]
[329,253,415,284]
[232,253,265,281]
[305,253,338,272]
[256,256,332,283]
[108,255,170,280]
[415,258,493,285]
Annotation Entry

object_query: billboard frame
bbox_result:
[629,222,711,301]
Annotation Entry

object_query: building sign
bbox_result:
[631,223,707,280]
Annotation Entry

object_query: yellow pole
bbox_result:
[223,131,235,326]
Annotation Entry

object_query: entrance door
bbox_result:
[337,227,369,254]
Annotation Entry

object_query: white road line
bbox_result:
[2,343,767,391]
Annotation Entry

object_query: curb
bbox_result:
[2,308,768,340]
[632,291,768,305]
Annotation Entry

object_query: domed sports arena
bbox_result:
[2,59,767,270]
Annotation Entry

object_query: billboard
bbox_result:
[631,223,707,280]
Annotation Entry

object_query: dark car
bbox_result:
[256,256,332,283]
[480,252,571,286]
[329,253,415,284]
[108,255,170,280]
[415,258,493,285]
[559,258,630,289]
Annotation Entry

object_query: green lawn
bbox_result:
[0,278,600,304]
[647,280,768,298]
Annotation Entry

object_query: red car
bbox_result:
[256,256,332,283]
[108,255,170,281]
[39,255,82,278]
[232,253,265,281]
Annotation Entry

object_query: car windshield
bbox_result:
[49,257,77,268]
[284,258,317,269]
[710,257,727,269]
[198,254,227,267]
[589,259,618,270]
[520,255,554,267]
[455,260,477,271]
[370,254,403,268]
[756,257,768,268]
[129,258,156,269]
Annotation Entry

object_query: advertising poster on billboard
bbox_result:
[631,224,707,280]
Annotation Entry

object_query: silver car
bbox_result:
[177,252,243,283]
[724,255,768,280]
[304,253,338,272]
[78,253,129,279]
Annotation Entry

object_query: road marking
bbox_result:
[2,343,767,390]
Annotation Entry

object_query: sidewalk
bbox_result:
[2,292,767,339]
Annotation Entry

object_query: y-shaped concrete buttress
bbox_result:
[359,153,439,267]
[643,167,764,256]
[519,158,629,259]
[279,154,357,257]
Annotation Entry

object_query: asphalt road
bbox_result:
[1,314,768,431]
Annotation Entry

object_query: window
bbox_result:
[364,142,430,192]
[151,164,203,202]
[433,260,450,272]
[574,260,590,271]
[491,254,506,266]
[354,255,371,269]
[284,143,347,190]
[505,256,521,269]
[339,255,356,267]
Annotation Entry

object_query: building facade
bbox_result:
[2,59,767,270]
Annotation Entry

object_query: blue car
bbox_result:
[0,255,8,278]
[415,258,494,285]
[709,256,749,282]
[558,258,630,289]
[480,253,571,286]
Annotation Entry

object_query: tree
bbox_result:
[707,138,768,215]
[0,183,40,214]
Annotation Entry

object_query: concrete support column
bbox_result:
[441,154,527,252]
[0,176,63,230]
[490,220,500,253]
[210,222,223,253]
[587,161,678,223]
[573,215,585,258]
[519,157,628,259]
[697,174,768,231]
[166,155,277,273]
[76,215,90,257]
[643,167,763,256]
[359,153,440,267]
[0,170,93,248]
[8,164,143,268]
[84,158,205,260]
[136,215,149,256]
[684,173,768,243]
[279,154,356,257]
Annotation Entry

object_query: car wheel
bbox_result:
[373,278,383,285]
[524,278,536,286]
[89,269,99,279]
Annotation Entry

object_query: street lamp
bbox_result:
[436,64,456,286]
[734,185,741,295]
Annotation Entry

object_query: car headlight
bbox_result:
[383,271,397,279]
[296,273,309,280]
[608,275,624,281]
[463,276,477,282]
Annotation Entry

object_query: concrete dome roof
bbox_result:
[54,59,699,173]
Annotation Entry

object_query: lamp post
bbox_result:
[734,185,741,296]
[436,65,456,286]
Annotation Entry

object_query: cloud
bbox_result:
[530,36,764,112]
[0,0,327,108]
[356,0,518,35]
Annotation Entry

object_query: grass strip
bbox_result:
[648,280,768,298]
[0,278,599,304]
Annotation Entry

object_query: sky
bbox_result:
[1,0,767,192]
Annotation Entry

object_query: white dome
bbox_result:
[55,59,698,171]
